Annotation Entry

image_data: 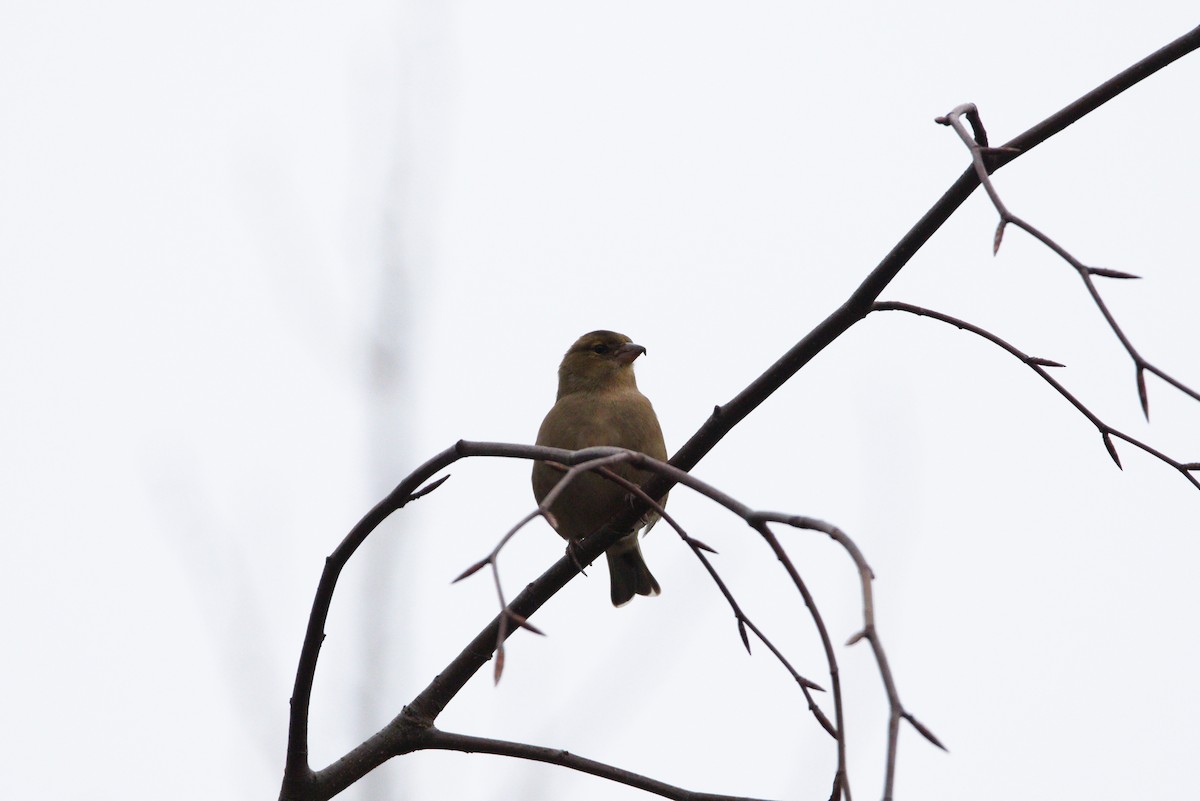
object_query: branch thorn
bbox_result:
[1137,367,1149,420]
[493,645,505,684]
[812,703,838,739]
[1088,267,1142,280]
[1102,432,1123,469]
[409,474,450,502]
[452,558,489,583]
[737,619,752,654]
[506,611,546,637]
[903,712,948,752]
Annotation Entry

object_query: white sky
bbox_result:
[3,3,1199,800]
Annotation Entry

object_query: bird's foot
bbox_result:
[565,539,589,576]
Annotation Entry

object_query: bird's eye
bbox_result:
[592,344,610,355]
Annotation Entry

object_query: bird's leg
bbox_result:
[564,538,589,576]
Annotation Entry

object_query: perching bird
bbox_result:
[532,330,668,606]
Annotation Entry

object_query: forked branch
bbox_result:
[936,103,1200,420]
[281,25,1200,801]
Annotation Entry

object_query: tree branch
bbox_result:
[755,512,947,801]
[422,728,782,801]
[936,102,1200,419]
[872,302,1200,490]
[663,24,1200,487]
[281,25,1200,801]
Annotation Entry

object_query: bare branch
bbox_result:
[282,27,1200,801]
[450,504,556,682]
[872,302,1200,490]
[595,466,827,696]
[754,512,944,800]
[284,443,864,800]
[422,728,781,801]
[281,443,462,799]
[937,102,1200,421]
[655,25,1200,508]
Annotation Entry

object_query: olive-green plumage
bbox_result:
[532,330,668,606]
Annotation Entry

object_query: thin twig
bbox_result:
[593,454,858,799]
[286,443,864,800]
[462,455,833,713]
[754,513,947,801]
[656,24,1200,494]
[452,505,557,684]
[453,452,656,681]
[280,444,458,800]
[937,103,1200,421]
[595,466,830,700]
[873,302,1200,490]
[422,728,780,801]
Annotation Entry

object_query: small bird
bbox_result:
[532,330,668,606]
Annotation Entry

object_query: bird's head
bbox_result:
[556,330,646,399]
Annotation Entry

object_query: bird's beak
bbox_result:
[615,343,647,365]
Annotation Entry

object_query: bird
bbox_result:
[532,330,668,606]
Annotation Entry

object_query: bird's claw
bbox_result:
[565,539,588,575]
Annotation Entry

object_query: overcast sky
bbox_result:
[3,4,1199,800]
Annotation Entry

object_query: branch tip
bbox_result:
[1026,356,1065,368]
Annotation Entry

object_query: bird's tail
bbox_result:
[606,532,661,607]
